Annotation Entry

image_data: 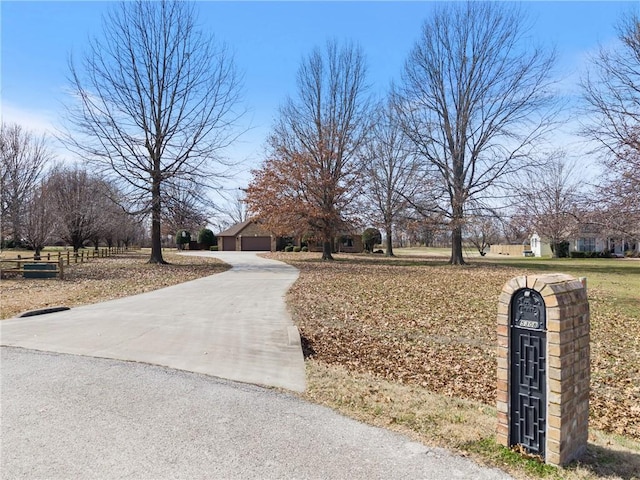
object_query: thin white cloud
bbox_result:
[0,102,73,161]
[0,102,59,137]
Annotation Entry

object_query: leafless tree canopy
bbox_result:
[394,1,557,264]
[0,123,53,245]
[582,11,640,239]
[582,12,640,160]
[464,214,501,256]
[513,153,583,256]
[22,181,56,258]
[64,0,243,263]
[162,180,210,236]
[362,101,427,256]
[46,167,110,252]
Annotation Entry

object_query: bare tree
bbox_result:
[22,181,57,259]
[0,123,52,246]
[47,167,107,252]
[394,1,557,264]
[248,41,371,260]
[63,0,243,264]
[582,11,640,236]
[514,154,582,257]
[464,214,501,256]
[162,181,209,237]
[226,189,249,225]
[362,101,425,256]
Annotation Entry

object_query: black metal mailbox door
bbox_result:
[510,288,546,458]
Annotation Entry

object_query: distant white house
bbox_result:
[529,229,637,257]
[529,233,552,257]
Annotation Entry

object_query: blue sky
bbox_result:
[0,1,635,191]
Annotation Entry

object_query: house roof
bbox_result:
[217,220,253,237]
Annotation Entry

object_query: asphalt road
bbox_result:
[1,348,512,479]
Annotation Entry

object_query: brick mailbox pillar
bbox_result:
[497,274,590,466]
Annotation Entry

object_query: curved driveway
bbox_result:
[0,251,305,391]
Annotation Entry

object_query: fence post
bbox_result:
[58,257,64,280]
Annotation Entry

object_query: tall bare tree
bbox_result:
[362,101,425,256]
[248,41,371,260]
[64,0,243,263]
[0,123,52,246]
[226,189,249,225]
[582,11,640,234]
[162,180,209,236]
[394,1,557,264]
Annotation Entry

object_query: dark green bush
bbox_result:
[209,245,218,251]
[301,246,308,252]
[176,230,191,249]
[362,228,382,253]
[570,251,586,258]
[293,246,301,252]
[284,245,294,252]
[198,228,216,248]
[551,241,569,258]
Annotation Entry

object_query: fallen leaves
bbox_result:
[273,252,640,441]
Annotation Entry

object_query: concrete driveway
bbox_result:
[0,251,305,391]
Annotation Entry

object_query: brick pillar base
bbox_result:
[497,274,590,466]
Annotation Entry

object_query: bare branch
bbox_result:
[394,1,558,264]
[60,0,244,263]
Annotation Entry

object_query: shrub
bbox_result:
[209,246,218,251]
[293,246,301,252]
[551,241,569,258]
[198,228,216,248]
[301,246,308,252]
[362,228,382,253]
[284,245,294,252]
[570,251,586,258]
[1,239,15,249]
[176,230,191,249]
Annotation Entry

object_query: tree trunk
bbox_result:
[385,225,394,257]
[449,202,465,265]
[149,176,166,264]
[450,224,465,265]
[72,234,82,253]
[322,239,334,261]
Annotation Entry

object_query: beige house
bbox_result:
[217,220,275,251]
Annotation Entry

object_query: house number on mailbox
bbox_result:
[510,288,547,458]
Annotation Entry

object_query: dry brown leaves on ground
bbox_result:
[270,253,640,441]
[0,250,227,319]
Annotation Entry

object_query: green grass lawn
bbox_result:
[477,255,640,318]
